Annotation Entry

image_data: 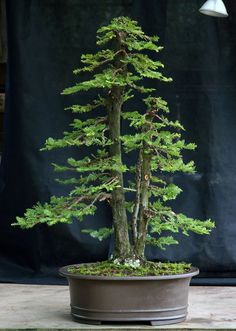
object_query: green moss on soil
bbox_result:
[67,260,191,277]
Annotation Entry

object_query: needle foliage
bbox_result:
[14,17,214,263]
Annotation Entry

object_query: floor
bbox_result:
[0,284,235,330]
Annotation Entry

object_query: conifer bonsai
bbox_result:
[14,17,214,273]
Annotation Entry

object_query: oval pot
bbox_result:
[60,264,199,326]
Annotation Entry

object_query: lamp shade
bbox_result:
[199,0,228,17]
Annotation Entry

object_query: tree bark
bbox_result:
[131,151,142,245]
[134,131,151,259]
[107,32,131,259]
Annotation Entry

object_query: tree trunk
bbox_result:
[134,136,151,259]
[107,32,131,260]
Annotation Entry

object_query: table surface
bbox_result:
[0,284,235,330]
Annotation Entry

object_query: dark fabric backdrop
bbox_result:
[0,0,236,284]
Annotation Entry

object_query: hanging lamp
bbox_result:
[199,0,228,17]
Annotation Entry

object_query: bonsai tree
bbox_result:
[14,17,214,269]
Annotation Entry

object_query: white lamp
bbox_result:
[199,0,228,17]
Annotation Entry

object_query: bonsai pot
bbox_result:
[60,264,199,326]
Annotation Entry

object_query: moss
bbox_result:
[67,260,191,277]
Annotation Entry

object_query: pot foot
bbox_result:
[72,315,102,325]
[150,317,186,326]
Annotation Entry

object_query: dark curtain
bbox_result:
[0,0,236,284]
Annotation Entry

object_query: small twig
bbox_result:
[96,50,123,68]
[86,194,102,209]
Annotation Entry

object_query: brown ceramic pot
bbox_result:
[60,264,199,326]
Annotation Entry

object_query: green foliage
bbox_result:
[12,196,97,228]
[150,183,182,201]
[146,236,179,250]
[65,96,105,114]
[147,200,215,244]
[42,117,111,150]
[82,228,113,241]
[13,16,214,260]
[122,54,172,82]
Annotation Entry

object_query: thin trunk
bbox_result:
[107,32,131,259]
[134,132,152,259]
[131,151,142,245]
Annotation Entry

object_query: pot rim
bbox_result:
[59,263,199,281]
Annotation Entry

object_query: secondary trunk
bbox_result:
[107,32,131,259]
[134,129,152,259]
